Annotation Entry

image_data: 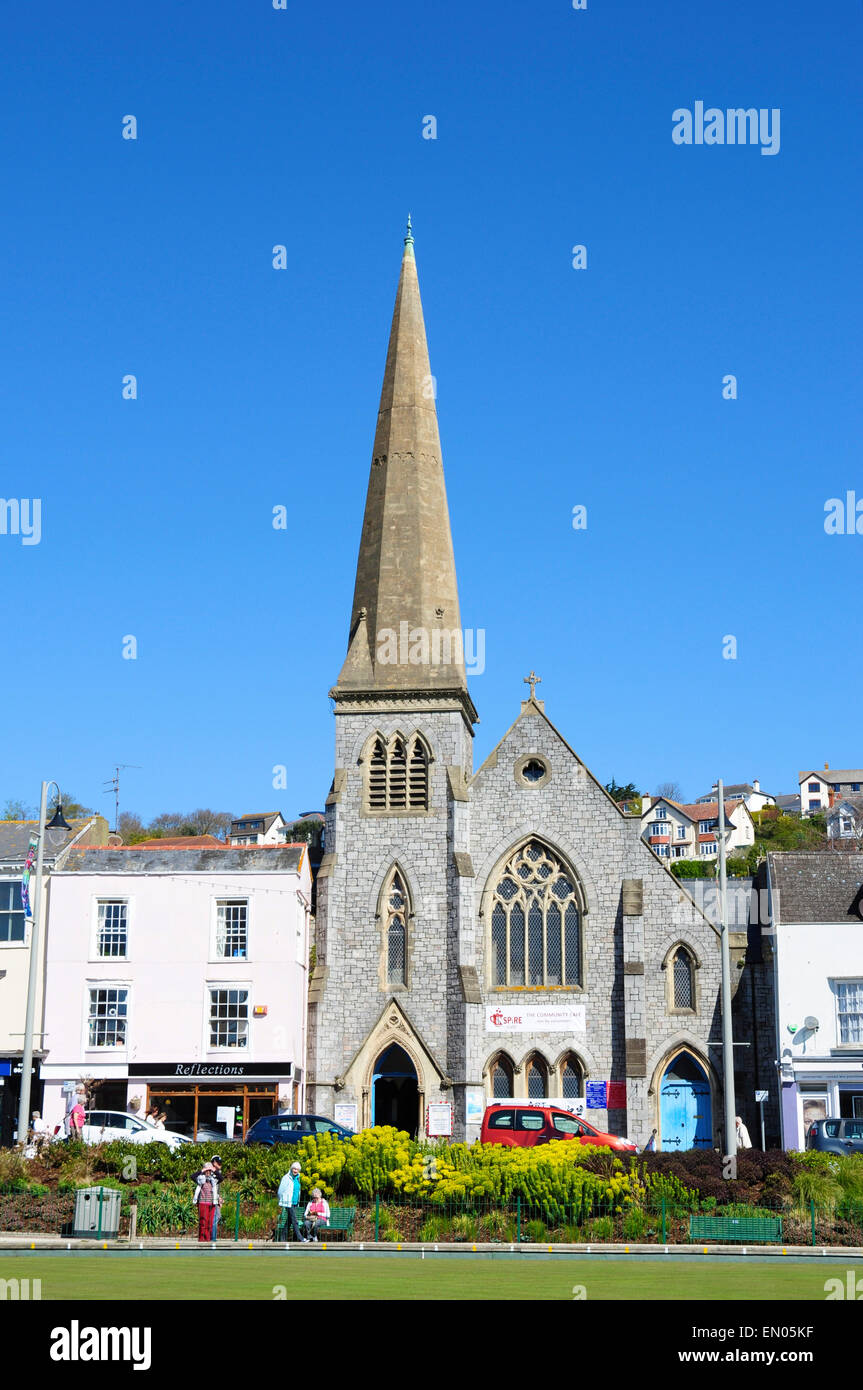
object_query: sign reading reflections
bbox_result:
[127,1062,292,1079]
[484,1005,586,1033]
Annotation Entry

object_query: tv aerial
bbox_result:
[103,764,141,834]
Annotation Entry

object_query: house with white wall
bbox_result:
[640,797,755,863]
[798,765,863,816]
[228,812,287,846]
[824,799,863,846]
[760,853,863,1149]
[694,780,775,814]
[40,843,311,1140]
[0,816,110,1144]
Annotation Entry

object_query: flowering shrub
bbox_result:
[292,1129,646,1224]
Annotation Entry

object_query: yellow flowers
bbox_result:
[285,1128,650,1224]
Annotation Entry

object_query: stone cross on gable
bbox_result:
[524,671,541,700]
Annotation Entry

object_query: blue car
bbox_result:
[244,1113,356,1146]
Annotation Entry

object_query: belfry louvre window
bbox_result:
[490,840,581,987]
[367,733,430,811]
[385,868,408,985]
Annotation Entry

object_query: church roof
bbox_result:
[332,224,474,720]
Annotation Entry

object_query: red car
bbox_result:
[480,1103,637,1152]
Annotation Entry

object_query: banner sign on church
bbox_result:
[485,1004,586,1033]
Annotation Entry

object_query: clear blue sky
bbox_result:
[1,1,861,823]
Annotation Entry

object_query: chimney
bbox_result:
[753,779,760,791]
[641,795,651,813]
[824,762,829,771]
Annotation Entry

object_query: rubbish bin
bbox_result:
[73,1186,122,1238]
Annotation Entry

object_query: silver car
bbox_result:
[82,1109,190,1150]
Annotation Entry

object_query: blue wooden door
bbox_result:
[661,1061,712,1150]
[691,1081,712,1148]
[660,1079,689,1150]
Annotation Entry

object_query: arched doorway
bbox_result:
[372,1044,419,1135]
[660,1052,712,1151]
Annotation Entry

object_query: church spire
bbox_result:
[333,225,476,724]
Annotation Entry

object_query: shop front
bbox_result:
[0,1056,43,1146]
[127,1062,294,1141]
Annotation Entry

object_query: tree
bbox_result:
[55,792,95,819]
[147,812,189,837]
[143,809,234,840]
[183,809,234,838]
[605,779,642,815]
[606,779,640,803]
[655,781,684,803]
[118,812,147,843]
[1,798,31,820]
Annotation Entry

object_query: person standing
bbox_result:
[194,1161,217,1242]
[68,1095,86,1142]
[210,1156,223,1239]
[276,1161,306,1242]
[735,1115,752,1150]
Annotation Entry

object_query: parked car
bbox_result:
[480,1103,638,1152]
[805,1117,863,1156]
[82,1110,191,1150]
[189,1124,242,1144]
[244,1113,356,1146]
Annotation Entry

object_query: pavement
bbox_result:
[2,1234,862,1258]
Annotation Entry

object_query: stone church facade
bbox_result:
[307,226,726,1148]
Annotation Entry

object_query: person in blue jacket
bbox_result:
[276,1161,307,1242]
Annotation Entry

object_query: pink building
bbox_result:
[40,844,311,1140]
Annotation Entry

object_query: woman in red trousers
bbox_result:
[193,1162,216,1241]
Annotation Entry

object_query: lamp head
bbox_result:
[47,803,72,832]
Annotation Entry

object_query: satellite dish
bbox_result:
[804,1016,820,1031]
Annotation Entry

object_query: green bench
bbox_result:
[689,1215,783,1244]
[275,1206,356,1241]
[316,1207,356,1240]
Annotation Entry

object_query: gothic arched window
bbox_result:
[365,732,430,813]
[526,1053,548,1099]
[672,947,695,1010]
[663,941,699,1014]
[560,1053,583,1098]
[488,1053,514,1099]
[489,840,582,988]
[383,867,409,986]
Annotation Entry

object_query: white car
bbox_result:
[82,1110,190,1150]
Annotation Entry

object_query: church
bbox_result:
[307,224,726,1148]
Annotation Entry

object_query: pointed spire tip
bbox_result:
[404,213,414,252]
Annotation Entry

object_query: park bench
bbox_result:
[689,1214,783,1244]
[315,1206,356,1240]
[274,1205,357,1241]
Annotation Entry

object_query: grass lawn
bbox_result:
[2,1254,852,1300]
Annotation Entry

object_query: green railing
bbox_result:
[2,1185,863,1246]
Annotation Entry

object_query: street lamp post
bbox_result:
[716,780,737,1163]
[16,782,70,1144]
